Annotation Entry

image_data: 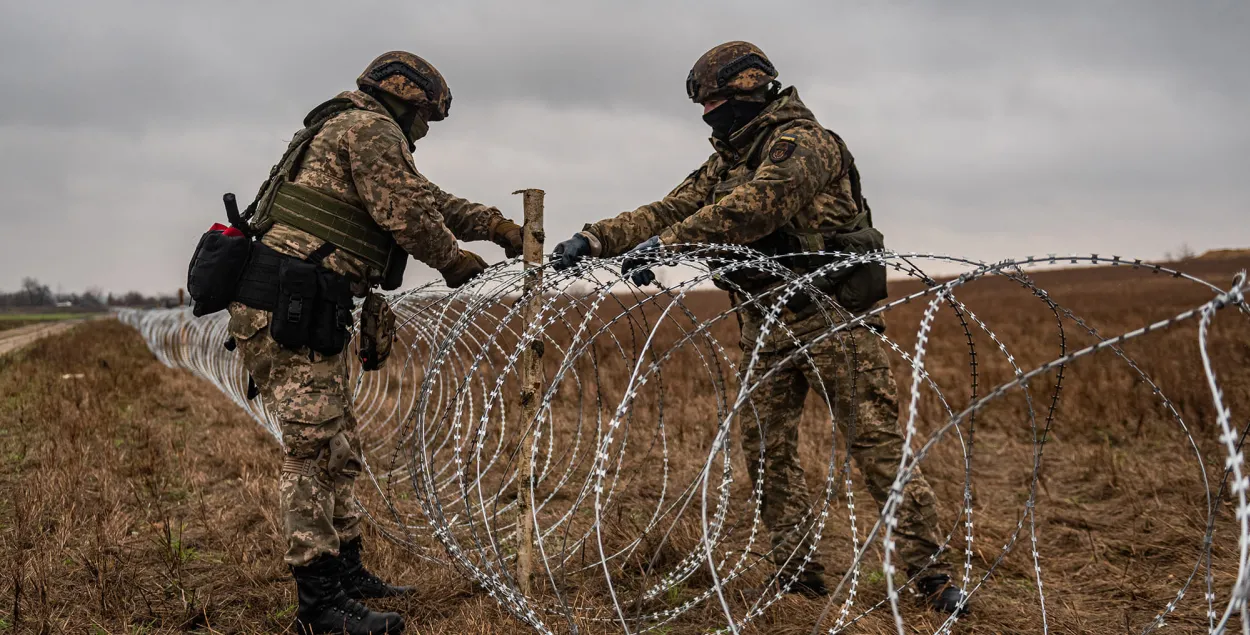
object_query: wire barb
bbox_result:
[119,247,1248,634]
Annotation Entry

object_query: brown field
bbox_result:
[1,255,1248,634]
[0,313,96,334]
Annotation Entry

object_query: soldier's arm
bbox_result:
[584,156,718,257]
[344,117,461,270]
[657,124,838,247]
[427,184,508,243]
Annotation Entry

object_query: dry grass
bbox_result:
[0,314,94,333]
[1,256,1248,634]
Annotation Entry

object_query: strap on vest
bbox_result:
[826,129,872,228]
[269,181,396,271]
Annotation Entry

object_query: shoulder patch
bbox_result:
[768,135,798,164]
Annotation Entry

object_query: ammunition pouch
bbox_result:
[822,226,888,313]
[234,243,356,356]
[186,227,252,317]
[271,258,319,350]
[357,291,396,372]
[786,226,888,314]
[712,224,888,315]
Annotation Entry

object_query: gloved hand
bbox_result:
[490,219,524,259]
[439,249,489,288]
[621,236,662,287]
[552,233,592,271]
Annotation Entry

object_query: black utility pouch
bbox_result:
[310,270,353,356]
[186,229,251,317]
[271,259,319,350]
[827,227,888,313]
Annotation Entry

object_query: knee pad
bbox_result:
[323,432,360,478]
[282,432,360,480]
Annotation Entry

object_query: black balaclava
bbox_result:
[702,98,768,140]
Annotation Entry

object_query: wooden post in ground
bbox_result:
[512,188,545,594]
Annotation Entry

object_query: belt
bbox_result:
[234,242,349,313]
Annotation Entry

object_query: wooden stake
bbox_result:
[512,188,545,594]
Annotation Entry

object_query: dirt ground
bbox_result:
[0,320,92,356]
[1,256,1247,634]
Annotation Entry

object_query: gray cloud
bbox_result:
[1,0,1247,294]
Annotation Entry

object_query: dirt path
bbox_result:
[0,318,92,357]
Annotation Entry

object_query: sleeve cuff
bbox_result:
[577,231,603,257]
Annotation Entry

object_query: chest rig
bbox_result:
[243,97,407,290]
[710,124,888,313]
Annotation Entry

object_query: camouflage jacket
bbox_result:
[261,90,505,292]
[585,88,863,258]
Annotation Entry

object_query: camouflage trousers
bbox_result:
[227,303,363,567]
[737,303,947,579]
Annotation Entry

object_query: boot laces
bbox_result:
[330,593,371,620]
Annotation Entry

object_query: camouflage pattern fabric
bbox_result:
[583,88,950,577]
[740,303,947,577]
[585,88,860,258]
[227,302,363,566]
[685,41,777,104]
[356,51,452,122]
[261,90,507,290]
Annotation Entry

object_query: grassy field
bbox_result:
[0,313,97,333]
[0,255,1248,634]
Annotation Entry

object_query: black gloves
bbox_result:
[621,236,662,287]
[552,233,592,271]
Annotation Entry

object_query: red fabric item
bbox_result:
[208,223,246,238]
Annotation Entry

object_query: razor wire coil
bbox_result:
[119,247,1250,635]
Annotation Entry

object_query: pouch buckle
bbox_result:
[287,295,304,322]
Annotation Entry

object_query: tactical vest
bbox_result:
[712,125,888,312]
[242,97,407,289]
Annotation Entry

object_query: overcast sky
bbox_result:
[1,1,1247,294]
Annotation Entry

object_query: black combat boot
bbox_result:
[916,573,969,615]
[781,570,828,599]
[292,555,405,634]
[339,537,413,600]
[754,570,828,599]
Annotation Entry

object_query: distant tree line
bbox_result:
[0,277,182,310]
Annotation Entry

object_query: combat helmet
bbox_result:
[686,41,778,104]
[357,51,452,121]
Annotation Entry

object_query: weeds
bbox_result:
[0,256,1247,633]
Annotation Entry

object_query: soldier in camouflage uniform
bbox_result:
[228,51,524,634]
[553,42,966,613]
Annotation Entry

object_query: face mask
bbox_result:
[702,102,738,138]
[407,116,429,144]
[701,98,767,139]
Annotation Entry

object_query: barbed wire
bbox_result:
[119,247,1249,634]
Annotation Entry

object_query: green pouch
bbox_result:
[357,291,396,371]
[824,226,888,313]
